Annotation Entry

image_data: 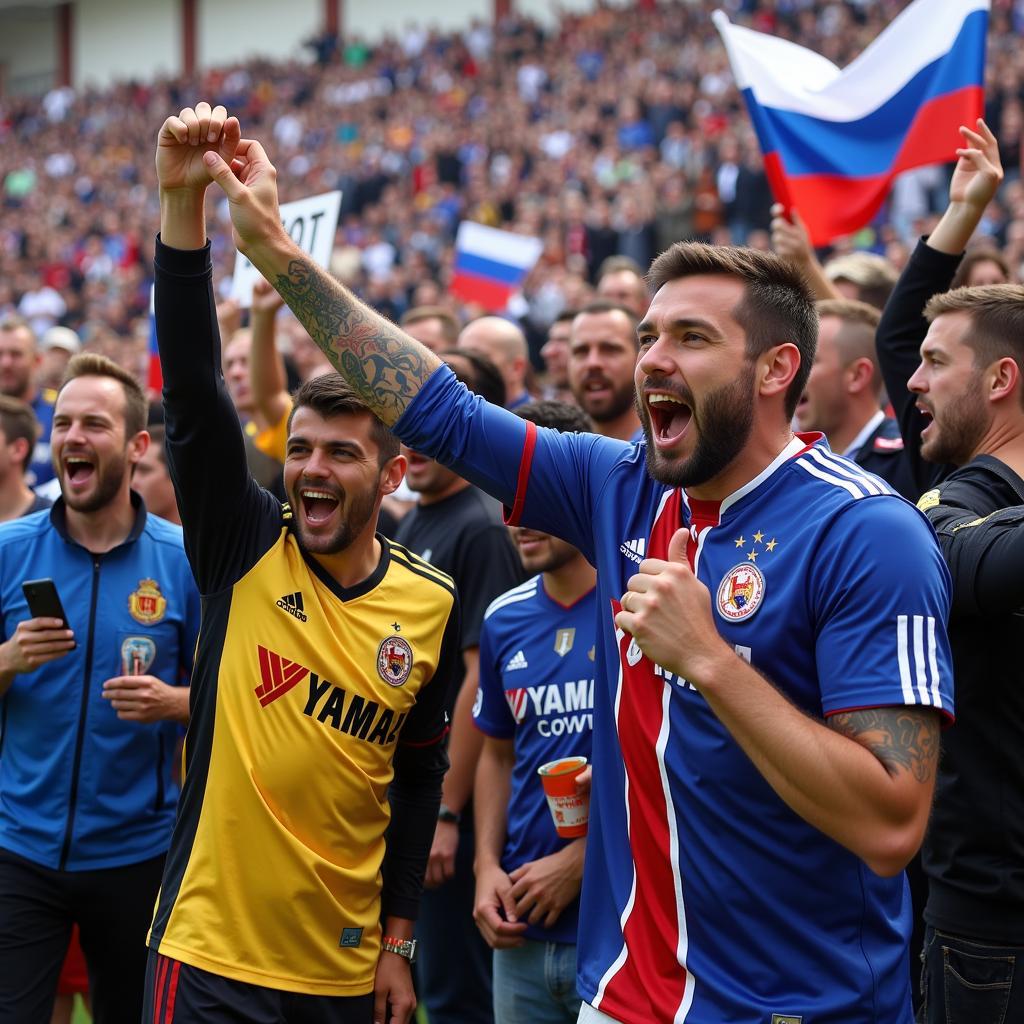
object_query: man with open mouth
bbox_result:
[202,104,953,1024]
[145,103,459,1024]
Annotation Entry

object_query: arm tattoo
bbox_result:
[274,257,435,423]
[829,707,939,783]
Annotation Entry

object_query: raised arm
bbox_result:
[769,204,841,301]
[249,278,292,433]
[202,140,441,426]
[875,120,1003,494]
[155,103,281,592]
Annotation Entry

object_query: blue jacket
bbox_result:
[0,497,200,870]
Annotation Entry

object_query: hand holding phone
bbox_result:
[0,579,77,676]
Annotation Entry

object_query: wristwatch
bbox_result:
[437,803,461,825]
[382,936,418,963]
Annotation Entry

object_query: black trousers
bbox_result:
[143,950,376,1023]
[0,847,164,1024]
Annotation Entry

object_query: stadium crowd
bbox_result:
[0,1,1023,1023]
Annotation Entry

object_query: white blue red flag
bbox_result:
[148,285,162,392]
[451,221,543,311]
[714,0,988,245]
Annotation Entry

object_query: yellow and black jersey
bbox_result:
[151,239,459,996]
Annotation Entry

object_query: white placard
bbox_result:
[232,190,342,307]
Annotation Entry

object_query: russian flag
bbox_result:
[148,285,162,393]
[714,0,988,246]
[450,222,543,311]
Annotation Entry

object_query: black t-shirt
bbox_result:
[919,457,1024,941]
[394,486,526,655]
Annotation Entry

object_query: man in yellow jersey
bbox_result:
[144,103,459,1024]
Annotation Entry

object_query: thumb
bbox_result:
[203,150,244,199]
[668,527,691,566]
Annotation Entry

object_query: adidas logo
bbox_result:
[505,650,529,672]
[276,591,308,622]
[619,538,646,563]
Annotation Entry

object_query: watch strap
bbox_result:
[381,936,417,963]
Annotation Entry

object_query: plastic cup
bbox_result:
[538,756,589,838]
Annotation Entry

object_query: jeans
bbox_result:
[493,940,581,1024]
[919,925,1024,1024]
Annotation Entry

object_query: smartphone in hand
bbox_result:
[22,578,70,628]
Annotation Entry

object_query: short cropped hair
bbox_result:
[0,315,36,345]
[400,306,460,347]
[289,373,400,465]
[61,353,148,438]
[824,252,898,311]
[0,395,40,473]
[576,299,640,330]
[924,285,1024,378]
[597,255,645,281]
[647,242,818,417]
[440,349,507,407]
[815,298,883,395]
[515,399,593,434]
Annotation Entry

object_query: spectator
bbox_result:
[149,106,457,1023]
[130,424,179,526]
[567,301,642,442]
[824,252,900,311]
[0,395,50,520]
[595,257,650,320]
[0,315,57,488]
[473,399,596,1024]
[796,299,918,499]
[950,246,1013,288]
[0,353,199,1023]
[392,349,525,1024]
[38,326,82,392]
[401,305,461,355]
[875,120,1024,1022]
[459,317,533,410]
[539,310,576,404]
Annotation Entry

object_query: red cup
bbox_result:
[538,756,589,838]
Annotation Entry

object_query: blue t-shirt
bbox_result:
[473,575,596,944]
[396,366,954,1024]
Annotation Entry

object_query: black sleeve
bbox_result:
[154,237,281,593]
[926,498,1024,618]
[451,522,525,649]
[875,239,962,495]
[380,597,460,920]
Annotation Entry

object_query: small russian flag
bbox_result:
[714,0,988,246]
[450,222,543,311]
[148,285,162,393]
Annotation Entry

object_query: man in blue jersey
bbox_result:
[201,109,952,1024]
[473,401,596,1024]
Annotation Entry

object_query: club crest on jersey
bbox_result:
[505,687,528,723]
[716,562,765,622]
[121,636,156,675]
[553,628,575,657]
[128,579,167,624]
[377,635,413,687]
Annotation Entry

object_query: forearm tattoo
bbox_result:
[274,257,434,423]
[829,707,939,782]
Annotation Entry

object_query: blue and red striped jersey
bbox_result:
[397,366,953,1024]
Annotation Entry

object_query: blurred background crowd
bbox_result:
[3,0,1024,383]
